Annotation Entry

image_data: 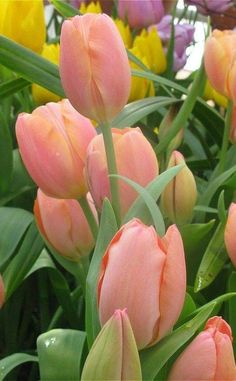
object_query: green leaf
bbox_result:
[140,303,215,381]
[111,174,165,236]
[0,111,13,194]
[0,36,64,97]
[217,190,227,224]
[228,272,236,353]
[177,293,196,323]
[51,0,80,17]
[37,329,86,381]
[112,97,179,128]
[0,207,33,270]
[123,165,183,225]
[194,222,228,292]
[3,221,44,300]
[86,199,118,349]
[0,353,38,381]
[0,77,30,98]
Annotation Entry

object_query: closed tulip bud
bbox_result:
[32,43,61,105]
[16,99,96,199]
[0,0,46,53]
[34,189,95,261]
[86,128,159,219]
[60,14,131,123]
[81,309,142,380]
[98,219,186,349]
[158,105,183,152]
[168,316,236,380]
[161,151,197,225]
[118,0,164,29]
[225,203,236,267]
[0,275,5,308]
[204,30,236,101]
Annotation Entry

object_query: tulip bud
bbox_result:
[0,0,46,53]
[16,99,96,199]
[81,309,142,380]
[98,219,186,349]
[86,128,159,219]
[204,30,236,101]
[161,151,197,225]
[34,189,95,261]
[158,105,183,153]
[224,203,236,267]
[0,275,5,308]
[118,0,164,29]
[168,316,236,380]
[60,14,131,123]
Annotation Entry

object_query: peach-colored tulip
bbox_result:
[118,0,164,29]
[16,99,96,199]
[168,316,236,380]
[230,106,236,144]
[0,275,5,308]
[60,14,131,123]
[225,203,236,267]
[34,189,95,261]
[204,30,236,101]
[86,127,159,218]
[98,218,186,350]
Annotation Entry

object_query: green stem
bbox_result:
[217,100,233,175]
[155,62,206,155]
[100,121,121,225]
[79,196,98,240]
[74,257,89,297]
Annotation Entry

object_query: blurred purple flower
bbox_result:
[118,0,164,29]
[151,15,195,71]
[186,0,232,15]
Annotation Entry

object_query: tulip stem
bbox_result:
[217,100,233,175]
[100,121,121,225]
[79,197,98,240]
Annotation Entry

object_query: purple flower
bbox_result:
[151,15,195,71]
[186,0,232,15]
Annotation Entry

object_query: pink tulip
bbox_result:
[60,14,131,122]
[0,275,4,308]
[118,0,164,29]
[225,203,236,267]
[168,316,236,380]
[34,189,95,261]
[204,30,236,101]
[98,218,186,350]
[86,127,159,218]
[16,99,96,199]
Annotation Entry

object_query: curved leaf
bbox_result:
[0,353,38,381]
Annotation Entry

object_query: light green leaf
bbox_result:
[0,353,38,381]
[51,0,80,17]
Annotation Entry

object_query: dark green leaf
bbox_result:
[0,111,13,194]
[0,77,30,98]
[0,353,38,381]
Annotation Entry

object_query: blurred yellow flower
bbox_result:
[79,1,102,13]
[204,80,227,108]
[114,18,132,48]
[0,0,46,53]
[32,44,61,105]
[133,27,167,74]
[129,46,155,102]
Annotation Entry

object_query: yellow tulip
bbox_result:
[133,27,167,74]
[114,18,132,49]
[0,0,46,53]
[32,43,61,105]
[79,1,102,13]
[204,80,228,108]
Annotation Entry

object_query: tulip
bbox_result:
[230,107,236,144]
[98,219,186,349]
[204,80,228,108]
[81,309,142,380]
[60,14,131,123]
[118,0,164,29]
[32,43,61,105]
[114,18,132,49]
[0,275,5,308]
[0,0,46,53]
[168,316,236,380]
[79,1,102,13]
[16,99,96,199]
[161,151,197,225]
[34,189,95,261]
[86,128,159,218]
[224,203,236,267]
[186,0,232,15]
[204,29,236,101]
[158,105,183,153]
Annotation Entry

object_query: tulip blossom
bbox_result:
[204,29,236,102]
[0,0,46,53]
[98,219,186,349]
[86,128,159,218]
[118,0,164,29]
[224,203,236,267]
[0,275,5,308]
[168,316,236,380]
[186,0,232,15]
[81,309,142,380]
[16,99,96,199]
[34,189,95,261]
[161,151,197,225]
[60,14,131,123]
